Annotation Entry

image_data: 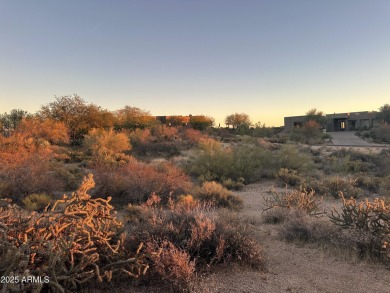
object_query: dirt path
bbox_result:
[208,181,390,293]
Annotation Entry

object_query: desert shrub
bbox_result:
[22,193,52,211]
[276,168,302,186]
[128,128,152,155]
[370,124,390,143]
[125,198,264,271]
[379,175,390,197]
[175,194,199,211]
[279,210,337,243]
[263,188,323,216]
[180,128,208,146]
[16,117,70,145]
[94,159,192,204]
[278,206,385,261]
[67,150,88,162]
[222,177,245,190]
[355,175,382,193]
[84,128,131,164]
[323,149,378,175]
[0,133,65,200]
[323,176,365,198]
[323,155,350,174]
[262,207,289,224]
[377,149,390,177]
[329,195,390,262]
[128,127,182,157]
[145,240,196,292]
[188,139,273,184]
[194,181,243,210]
[274,145,314,173]
[0,175,149,292]
[53,165,85,191]
[151,124,179,140]
[289,121,324,144]
[143,141,181,157]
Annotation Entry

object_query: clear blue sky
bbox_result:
[1,0,389,126]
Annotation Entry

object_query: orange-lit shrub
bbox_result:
[84,128,131,164]
[16,117,69,144]
[194,181,243,210]
[93,159,192,204]
[125,197,264,272]
[0,133,64,199]
[145,240,196,292]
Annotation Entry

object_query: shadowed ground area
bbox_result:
[329,131,381,146]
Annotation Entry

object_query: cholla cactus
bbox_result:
[329,193,390,261]
[0,174,149,292]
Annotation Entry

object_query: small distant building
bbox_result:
[284,111,379,132]
[155,115,191,126]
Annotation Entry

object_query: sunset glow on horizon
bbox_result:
[1,1,389,127]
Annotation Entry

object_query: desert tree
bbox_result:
[114,106,156,130]
[39,95,115,143]
[225,113,252,129]
[305,108,327,129]
[0,109,30,135]
[377,104,390,124]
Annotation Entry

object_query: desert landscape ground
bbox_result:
[1,100,390,293]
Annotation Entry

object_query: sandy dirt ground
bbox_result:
[206,181,390,293]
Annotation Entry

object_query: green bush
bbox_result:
[323,149,378,175]
[22,193,52,211]
[188,139,273,184]
[274,145,315,173]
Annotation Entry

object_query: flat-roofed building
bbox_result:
[284,111,378,132]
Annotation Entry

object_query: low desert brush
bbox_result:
[125,195,264,274]
[263,187,324,216]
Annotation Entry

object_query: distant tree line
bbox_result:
[0,95,216,143]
